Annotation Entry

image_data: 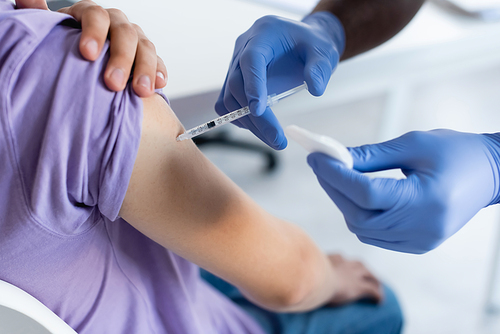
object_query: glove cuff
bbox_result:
[302,11,346,57]
[482,133,500,206]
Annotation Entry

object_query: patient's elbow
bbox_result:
[256,254,323,312]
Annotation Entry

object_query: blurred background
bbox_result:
[47,0,500,333]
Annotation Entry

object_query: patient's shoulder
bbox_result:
[0,6,144,235]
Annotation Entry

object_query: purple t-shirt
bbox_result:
[0,2,265,333]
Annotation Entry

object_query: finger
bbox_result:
[214,96,245,129]
[238,43,274,116]
[327,254,344,264]
[350,131,426,172]
[222,81,268,138]
[131,24,157,97]
[215,79,245,129]
[360,281,384,304]
[357,235,422,254]
[59,1,111,61]
[308,153,405,210]
[225,66,287,149]
[303,54,334,96]
[15,0,48,10]
[315,176,375,228]
[104,8,138,91]
[155,56,167,89]
[359,266,381,287]
[247,108,287,150]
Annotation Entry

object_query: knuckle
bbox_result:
[315,43,338,64]
[254,15,278,27]
[157,56,166,66]
[404,131,427,145]
[131,23,144,35]
[106,8,128,21]
[139,38,156,53]
[85,4,108,18]
[115,22,137,39]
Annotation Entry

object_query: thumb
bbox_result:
[350,134,417,173]
[15,0,48,10]
[303,55,334,96]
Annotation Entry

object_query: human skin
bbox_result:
[119,95,382,312]
[313,0,426,60]
[15,0,167,97]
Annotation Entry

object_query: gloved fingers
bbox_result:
[238,114,280,147]
[247,108,287,150]
[316,180,405,238]
[215,79,245,129]
[303,54,335,97]
[222,73,246,125]
[227,63,249,108]
[239,43,273,116]
[308,153,403,210]
[357,236,424,254]
[220,65,286,149]
[350,132,427,173]
[316,177,375,228]
[218,79,276,146]
[15,0,48,9]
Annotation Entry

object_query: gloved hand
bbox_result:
[215,12,345,150]
[307,129,500,254]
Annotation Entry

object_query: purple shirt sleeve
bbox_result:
[5,6,143,235]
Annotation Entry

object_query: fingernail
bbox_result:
[84,39,99,57]
[138,75,152,90]
[110,68,125,87]
[156,71,165,81]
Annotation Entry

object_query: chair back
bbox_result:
[0,280,77,334]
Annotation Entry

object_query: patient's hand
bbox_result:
[327,254,383,305]
[15,0,167,97]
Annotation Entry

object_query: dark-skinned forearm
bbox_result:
[312,0,425,60]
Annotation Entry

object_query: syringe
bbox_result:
[176,82,308,142]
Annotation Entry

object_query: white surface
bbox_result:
[285,125,353,169]
[0,280,77,334]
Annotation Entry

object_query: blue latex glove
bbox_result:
[307,130,500,254]
[215,12,345,150]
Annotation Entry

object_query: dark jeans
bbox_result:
[201,269,403,334]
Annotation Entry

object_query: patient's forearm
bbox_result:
[313,0,425,60]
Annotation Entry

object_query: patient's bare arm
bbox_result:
[313,0,425,60]
[119,95,381,312]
